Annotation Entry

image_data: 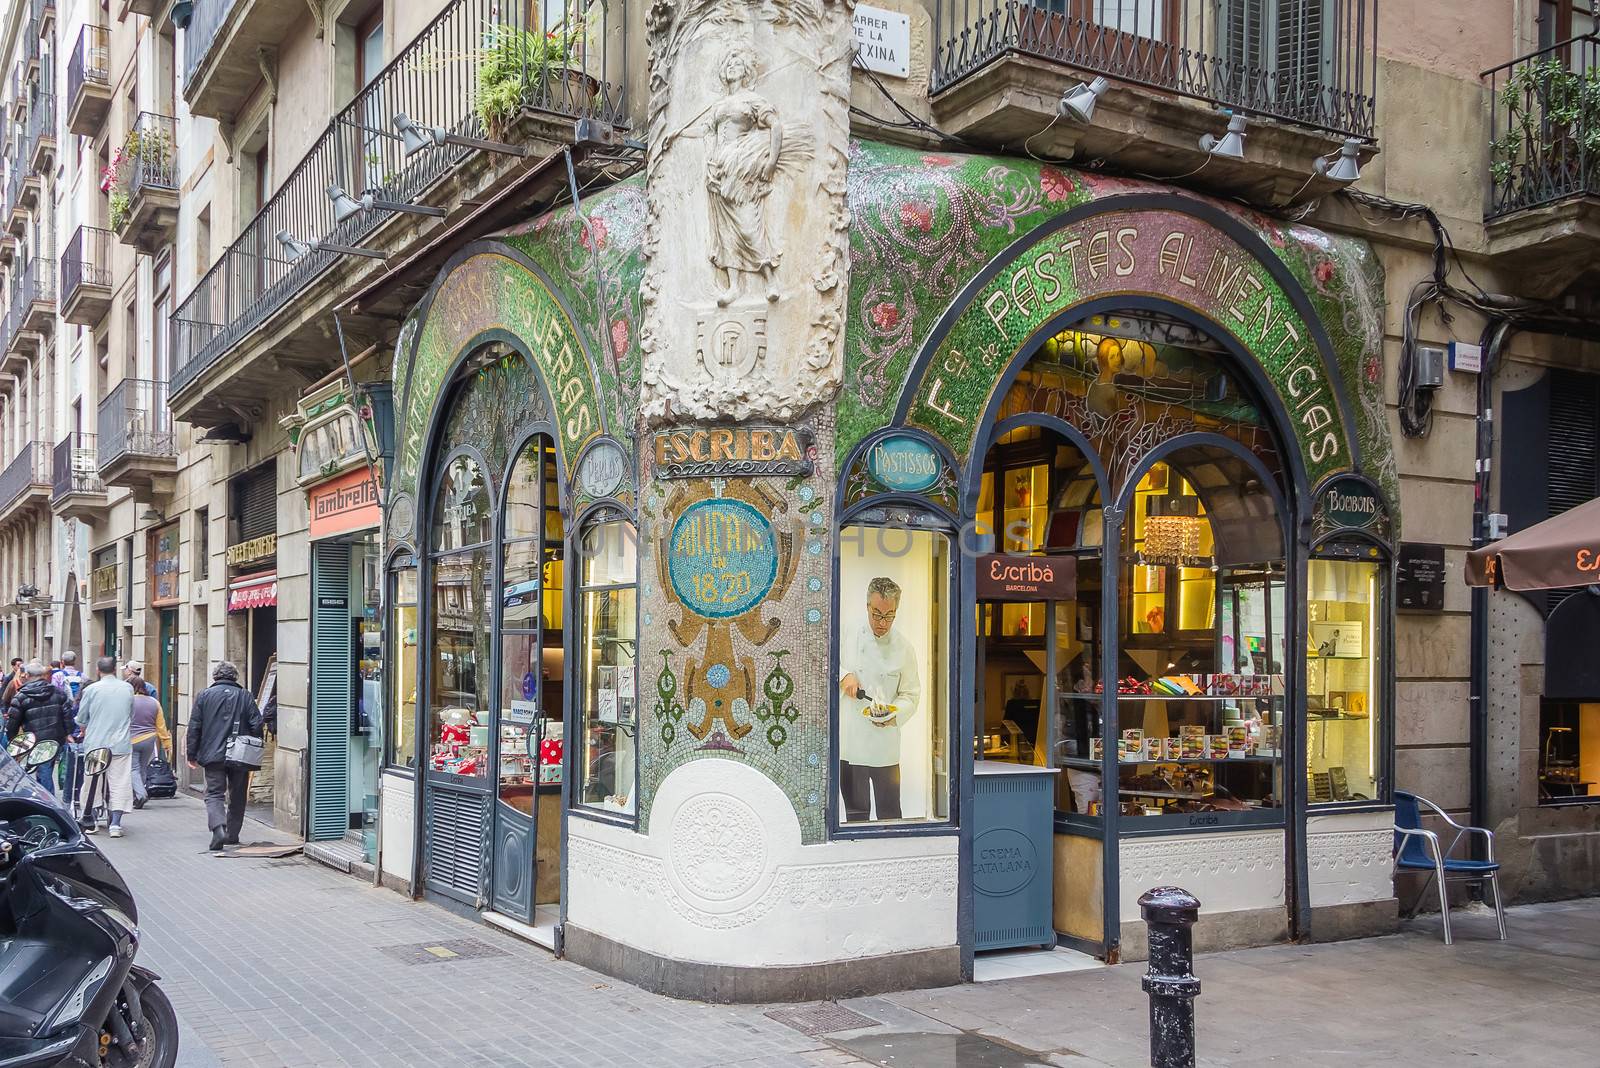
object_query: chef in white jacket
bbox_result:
[838,576,921,821]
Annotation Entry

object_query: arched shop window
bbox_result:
[1305,540,1388,804]
[836,506,954,827]
[497,439,564,812]
[386,552,419,770]
[574,510,638,817]
[1116,444,1287,822]
[428,451,494,777]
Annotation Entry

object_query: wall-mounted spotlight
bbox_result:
[393,113,527,159]
[1058,76,1109,124]
[1199,112,1247,160]
[1314,138,1364,183]
[276,229,385,262]
[327,184,447,225]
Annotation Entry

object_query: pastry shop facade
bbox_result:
[374,141,1401,997]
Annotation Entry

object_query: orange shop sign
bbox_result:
[308,467,381,540]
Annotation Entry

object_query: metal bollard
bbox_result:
[1139,886,1201,1068]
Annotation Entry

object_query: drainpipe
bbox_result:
[1469,320,1514,861]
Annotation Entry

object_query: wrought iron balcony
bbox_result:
[182,0,240,109]
[1485,34,1600,220]
[4,155,26,235]
[0,440,52,523]
[66,25,110,137]
[115,112,179,253]
[97,378,177,495]
[61,225,114,325]
[26,93,55,173]
[932,0,1378,139]
[170,0,631,407]
[51,433,107,520]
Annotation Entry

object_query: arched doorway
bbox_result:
[417,343,564,927]
[967,308,1296,955]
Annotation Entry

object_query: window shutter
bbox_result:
[236,464,277,541]
[309,542,351,841]
[1546,369,1600,612]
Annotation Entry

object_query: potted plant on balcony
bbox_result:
[476,21,597,140]
[124,123,174,185]
[100,149,131,231]
[1490,56,1600,200]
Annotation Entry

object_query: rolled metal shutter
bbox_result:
[309,542,351,841]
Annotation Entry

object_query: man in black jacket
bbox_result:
[186,661,263,852]
[5,661,71,794]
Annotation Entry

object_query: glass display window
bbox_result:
[431,453,492,552]
[428,547,492,777]
[1538,699,1600,805]
[575,517,638,817]
[1115,451,1286,823]
[1306,552,1386,804]
[837,512,953,826]
[386,561,419,769]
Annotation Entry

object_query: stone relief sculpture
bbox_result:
[640,0,853,420]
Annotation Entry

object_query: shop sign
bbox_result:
[866,433,942,493]
[228,574,278,613]
[149,523,181,606]
[226,534,277,568]
[1317,476,1384,532]
[1397,543,1446,612]
[653,425,814,479]
[972,826,1038,896]
[308,467,381,540]
[576,438,628,499]
[852,5,910,79]
[667,498,779,619]
[91,562,119,603]
[976,554,1076,601]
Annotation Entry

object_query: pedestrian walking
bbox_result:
[0,656,24,717]
[123,660,158,698]
[3,661,71,793]
[52,651,88,800]
[128,671,171,810]
[75,657,135,838]
[187,661,263,852]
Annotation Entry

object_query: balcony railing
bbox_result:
[67,25,110,107]
[26,93,54,158]
[1485,35,1600,219]
[0,441,50,512]
[52,433,103,501]
[933,0,1378,138]
[62,224,113,298]
[17,257,55,310]
[24,21,40,68]
[170,0,630,399]
[183,0,238,87]
[97,378,175,469]
[122,111,177,198]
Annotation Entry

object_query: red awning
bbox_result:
[228,573,278,613]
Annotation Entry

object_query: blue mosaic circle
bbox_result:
[807,791,820,805]
[808,752,820,767]
[806,608,822,624]
[798,485,816,503]
[810,510,824,527]
[806,539,823,555]
[807,576,823,592]
[667,498,778,619]
[706,663,731,689]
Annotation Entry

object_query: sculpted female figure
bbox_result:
[704,50,787,305]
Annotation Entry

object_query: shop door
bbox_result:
[158,609,179,740]
[309,542,353,841]
[489,438,561,926]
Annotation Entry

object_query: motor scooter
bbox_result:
[0,736,178,1068]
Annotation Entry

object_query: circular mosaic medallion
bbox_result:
[576,438,629,499]
[667,498,778,619]
[387,493,416,542]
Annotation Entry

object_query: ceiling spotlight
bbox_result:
[327,184,447,224]
[392,113,527,159]
[1059,76,1109,124]
[1314,138,1364,183]
[1199,112,1247,160]
[276,229,384,261]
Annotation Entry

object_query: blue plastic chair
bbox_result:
[1393,790,1507,944]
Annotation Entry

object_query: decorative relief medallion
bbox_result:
[640,0,854,420]
[668,792,768,903]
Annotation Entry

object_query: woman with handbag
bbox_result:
[73,656,136,837]
[187,660,265,852]
[128,670,172,809]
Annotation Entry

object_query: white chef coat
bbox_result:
[839,622,921,768]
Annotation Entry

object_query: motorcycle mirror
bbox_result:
[7,732,36,760]
[84,748,112,776]
[22,739,59,768]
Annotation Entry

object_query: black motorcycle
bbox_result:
[0,737,178,1068]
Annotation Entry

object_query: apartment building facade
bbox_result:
[23,0,1600,999]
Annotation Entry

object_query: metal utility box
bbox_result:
[972,761,1059,951]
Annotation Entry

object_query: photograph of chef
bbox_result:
[838,576,921,821]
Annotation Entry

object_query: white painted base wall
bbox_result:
[567,759,959,968]
[379,771,415,884]
[1118,830,1285,922]
[1306,808,1396,907]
